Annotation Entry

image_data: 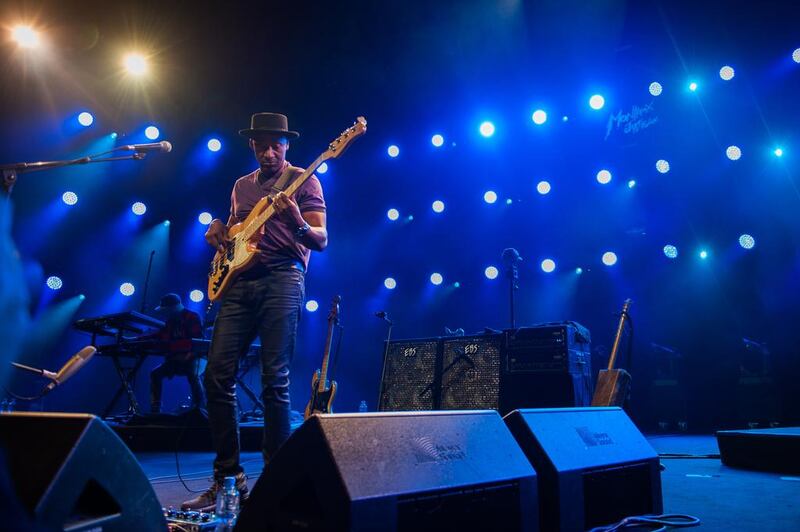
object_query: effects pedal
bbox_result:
[164,507,220,531]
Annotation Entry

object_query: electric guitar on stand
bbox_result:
[304,295,341,419]
[592,298,633,407]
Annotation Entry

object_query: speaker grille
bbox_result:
[378,340,439,411]
[440,336,502,410]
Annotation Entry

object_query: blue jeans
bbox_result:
[205,265,304,477]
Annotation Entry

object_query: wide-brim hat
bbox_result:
[155,293,184,312]
[239,112,300,140]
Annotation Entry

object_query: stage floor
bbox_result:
[139,435,800,530]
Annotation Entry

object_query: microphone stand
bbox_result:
[502,249,522,330]
[376,312,393,411]
[140,250,156,313]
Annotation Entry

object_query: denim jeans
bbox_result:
[204,265,304,477]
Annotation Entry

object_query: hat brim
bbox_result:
[155,303,184,312]
[239,128,300,140]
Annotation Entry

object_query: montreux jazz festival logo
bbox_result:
[605,100,658,140]
[412,436,466,464]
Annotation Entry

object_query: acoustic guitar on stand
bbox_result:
[304,295,341,419]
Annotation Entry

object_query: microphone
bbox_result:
[502,248,523,265]
[45,346,97,392]
[375,311,393,325]
[121,141,173,153]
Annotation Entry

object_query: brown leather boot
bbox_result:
[180,472,249,512]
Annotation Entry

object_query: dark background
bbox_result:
[2,0,799,430]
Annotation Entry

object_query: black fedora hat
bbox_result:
[239,112,300,140]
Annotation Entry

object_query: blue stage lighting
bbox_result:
[163,220,171,226]
[719,66,735,81]
[432,200,445,213]
[453,282,460,288]
[699,249,709,260]
[537,181,551,195]
[562,115,569,122]
[46,276,63,290]
[479,121,495,137]
[384,277,397,290]
[189,290,204,302]
[305,300,319,312]
[431,134,444,147]
[541,259,556,273]
[688,81,698,92]
[589,94,605,110]
[794,48,800,63]
[207,138,222,152]
[387,145,400,158]
[316,162,328,175]
[575,267,583,275]
[430,273,443,285]
[62,191,78,205]
[131,202,147,216]
[484,191,497,204]
[726,146,742,160]
[485,266,498,280]
[649,82,662,96]
[387,208,400,221]
[120,282,135,296]
[198,212,213,225]
[774,147,784,157]
[531,110,547,125]
[144,126,160,140]
[739,234,755,249]
[596,170,612,184]
[627,180,636,189]
[78,112,94,127]
[656,159,670,173]
[663,245,678,259]
[505,198,512,205]
[602,252,617,266]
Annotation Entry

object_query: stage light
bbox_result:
[432,200,445,213]
[46,276,63,290]
[794,48,800,64]
[384,277,397,290]
[123,53,147,76]
[739,234,755,249]
[11,25,39,48]
[163,220,171,226]
[656,159,670,173]
[430,273,443,285]
[131,202,147,216]
[541,259,556,273]
[537,181,551,195]
[726,145,742,160]
[719,66,735,81]
[589,94,605,110]
[699,249,709,260]
[453,282,460,288]
[575,267,583,275]
[305,300,319,312]
[407,215,414,221]
[387,145,400,158]
[145,126,160,140]
[317,162,328,174]
[79,294,86,300]
[485,266,499,280]
[189,290,204,303]
[505,198,512,205]
[602,252,617,266]
[649,82,663,96]
[120,282,136,296]
[78,112,94,127]
[479,121,495,137]
[774,147,784,157]
[596,169,612,184]
[207,138,222,152]
[663,245,678,259]
[431,134,444,147]
[689,81,698,92]
[484,191,497,204]
[387,208,400,221]
[627,180,636,189]
[198,212,213,225]
[110,132,118,139]
[62,191,78,205]
[562,115,569,122]
[532,110,547,125]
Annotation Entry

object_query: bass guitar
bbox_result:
[304,295,341,418]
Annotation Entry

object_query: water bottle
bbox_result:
[358,400,368,413]
[214,476,239,531]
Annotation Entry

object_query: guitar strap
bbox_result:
[270,165,303,195]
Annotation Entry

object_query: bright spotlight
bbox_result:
[46,276,63,290]
[198,212,213,225]
[144,126,160,140]
[305,300,319,312]
[719,66,735,81]
[699,249,709,260]
[531,110,547,125]
[656,159,670,173]
[479,121,495,137]
[541,259,556,273]
[120,282,136,296]
[131,202,147,216]
[431,134,444,147]
[78,112,94,127]
[602,252,618,266]
[387,208,400,221]
[163,220,171,226]
[432,200,445,213]
[484,191,497,204]
[505,198,513,205]
[430,273,443,285]
[739,234,755,249]
[793,48,800,64]
[649,82,663,96]
[384,277,397,290]
[575,267,583,275]
[688,81,698,92]
[189,289,205,303]
[62,191,78,206]
[663,245,678,259]
[207,138,222,152]
[123,53,147,76]
[317,162,328,174]
[774,147,784,157]
[596,169,612,184]
[485,266,499,280]
[589,94,605,110]
[387,145,400,158]
[537,181,551,195]
[11,26,39,48]
[726,146,742,160]
[627,179,636,189]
